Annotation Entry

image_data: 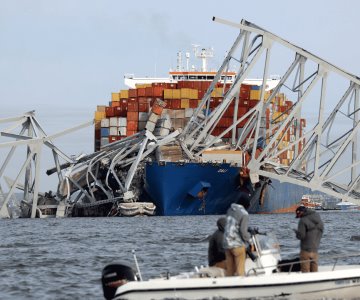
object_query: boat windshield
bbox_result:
[256,232,280,254]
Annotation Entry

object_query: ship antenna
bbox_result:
[176,51,182,72]
[185,52,190,71]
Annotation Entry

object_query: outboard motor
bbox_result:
[102,263,137,300]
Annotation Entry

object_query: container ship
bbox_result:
[93,49,310,215]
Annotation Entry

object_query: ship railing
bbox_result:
[246,252,360,276]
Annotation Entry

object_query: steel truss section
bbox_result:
[182,17,360,205]
[0,111,92,218]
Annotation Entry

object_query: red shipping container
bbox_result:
[145,87,153,97]
[120,99,128,110]
[198,90,205,99]
[128,89,137,98]
[239,99,249,107]
[153,86,164,97]
[237,106,248,118]
[209,98,216,108]
[213,98,223,107]
[127,120,138,131]
[138,102,149,112]
[127,98,139,112]
[127,111,139,121]
[170,99,181,109]
[201,81,211,90]
[105,107,115,117]
[137,88,146,97]
[240,84,251,99]
[114,106,124,117]
[224,106,234,117]
[189,99,198,108]
[192,81,202,90]
[249,100,259,108]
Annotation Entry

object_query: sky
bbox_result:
[1,0,360,191]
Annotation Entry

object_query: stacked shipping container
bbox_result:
[94,81,306,166]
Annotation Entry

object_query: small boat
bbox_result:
[118,202,156,216]
[101,231,360,299]
[336,201,360,211]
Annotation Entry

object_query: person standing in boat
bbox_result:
[208,217,226,270]
[223,198,254,276]
[294,206,324,272]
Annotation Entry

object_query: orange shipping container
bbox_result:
[137,88,146,97]
[127,120,138,131]
[145,87,153,97]
[127,111,139,121]
[127,98,139,112]
[153,86,164,97]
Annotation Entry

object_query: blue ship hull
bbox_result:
[144,162,310,216]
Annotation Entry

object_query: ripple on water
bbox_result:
[0,212,359,299]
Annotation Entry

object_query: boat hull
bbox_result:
[144,162,310,216]
[114,267,360,300]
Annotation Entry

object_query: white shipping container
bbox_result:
[118,117,127,127]
[109,126,118,136]
[148,112,159,123]
[175,109,185,119]
[185,108,194,118]
[156,116,172,129]
[145,120,156,132]
[118,127,127,136]
[138,112,148,122]
[109,117,118,127]
[154,127,170,136]
[166,109,176,119]
[100,118,110,127]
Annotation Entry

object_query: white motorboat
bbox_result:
[101,231,360,299]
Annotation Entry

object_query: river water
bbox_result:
[0,212,359,299]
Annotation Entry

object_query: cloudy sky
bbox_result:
[1,0,359,190]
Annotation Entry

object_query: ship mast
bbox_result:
[193,45,214,72]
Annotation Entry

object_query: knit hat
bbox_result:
[295,206,307,218]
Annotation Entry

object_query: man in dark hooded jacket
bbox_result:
[208,217,226,269]
[294,206,324,272]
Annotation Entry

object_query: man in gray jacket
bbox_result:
[294,206,324,272]
[223,197,253,276]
